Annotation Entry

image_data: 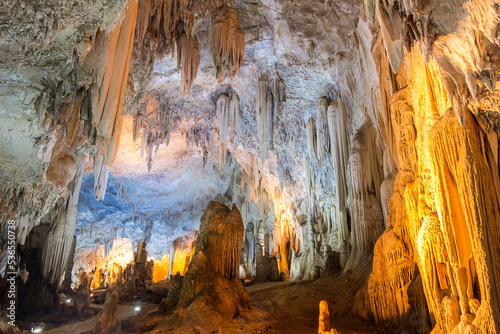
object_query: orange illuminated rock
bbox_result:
[318,300,339,334]
[318,300,330,333]
[210,5,245,81]
[195,201,244,280]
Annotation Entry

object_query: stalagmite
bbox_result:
[318,300,339,334]
[318,300,330,333]
[92,290,120,334]
[195,202,244,280]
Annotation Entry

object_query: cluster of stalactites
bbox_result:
[41,161,85,285]
[305,97,350,209]
[216,92,240,170]
[135,0,235,47]
[257,73,285,158]
[131,97,174,174]
[209,5,245,81]
[177,33,200,96]
[366,0,499,126]
[135,0,235,95]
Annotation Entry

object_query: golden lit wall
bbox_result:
[366,41,500,333]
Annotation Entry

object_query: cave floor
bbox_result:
[36,261,385,334]
[248,276,385,334]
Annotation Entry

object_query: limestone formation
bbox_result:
[318,300,330,333]
[92,290,120,334]
[2,0,500,333]
[195,202,244,280]
[177,251,250,318]
[254,242,280,283]
[74,274,91,315]
[257,73,286,158]
[209,5,245,81]
[159,272,183,314]
[177,33,201,96]
[318,300,339,334]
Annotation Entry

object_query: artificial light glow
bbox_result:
[134,306,141,312]
[66,299,71,303]
[31,328,43,333]
[90,293,93,297]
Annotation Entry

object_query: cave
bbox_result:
[1,0,500,333]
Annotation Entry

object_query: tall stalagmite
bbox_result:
[195,201,244,280]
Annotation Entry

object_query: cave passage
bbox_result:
[1,0,500,334]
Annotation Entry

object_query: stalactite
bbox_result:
[93,154,109,201]
[217,94,230,144]
[327,98,350,248]
[350,122,384,253]
[229,93,242,137]
[316,97,329,166]
[257,73,285,158]
[134,96,175,173]
[306,118,317,162]
[209,5,245,81]
[305,158,315,212]
[42,160,84,284]
[177,32,200,96]
[257,76,270,158]
[87,0,138,167]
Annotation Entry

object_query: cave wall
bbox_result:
[0,0,499,332]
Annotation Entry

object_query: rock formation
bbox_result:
[210,5,245,81]
[1,0,500,333]
[92,290,120,334]
[195,201,244,280]
[159,272,183,314]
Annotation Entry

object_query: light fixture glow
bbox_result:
[31,327,43,333]
[134,306,141,312]
[66,299,71,303]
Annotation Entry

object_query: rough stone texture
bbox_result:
[74,274,91,315]
[318,300,330,333]
[159,272,183,314]
[195,201,244,280]
[322,247,341,277]
[1,0,500,333]
[92,290,120,334]
[254,242,280,283]
[177,251,250,318]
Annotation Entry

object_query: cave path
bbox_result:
[245,280,299,293]
[44,304,140,334]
